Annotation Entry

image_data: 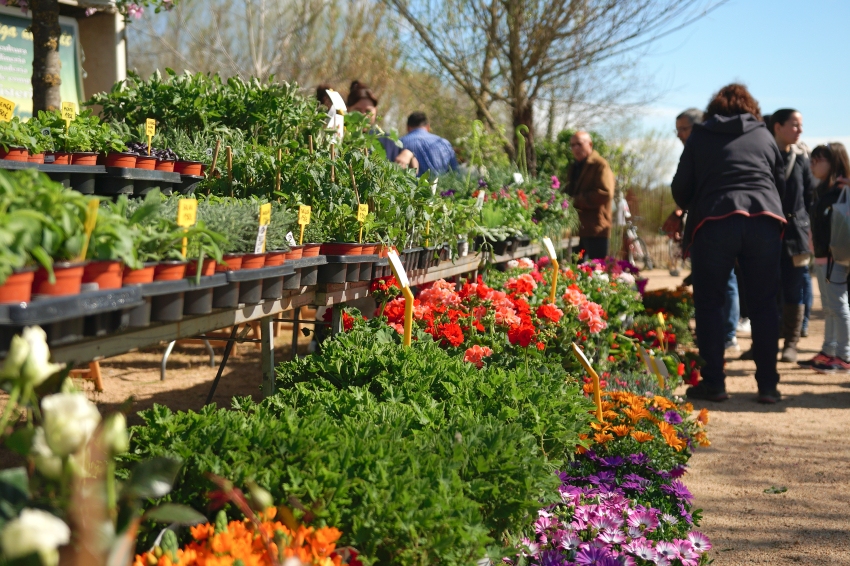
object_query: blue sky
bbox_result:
[639,0,849,149]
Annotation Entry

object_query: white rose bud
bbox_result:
[0,334,29,380]
[31,427,63,480]
[41,393,101,457]
[101,413,129,457]
[246,480,274,512]
[20,327,63,387]
[1,508,70,566]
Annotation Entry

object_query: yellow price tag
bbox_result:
[0,96,14,121]
[357,204,369,222]
[177,199,198,227]
[61,101,76,128]
[145,118,156,137]
[298,205,312,225]
[571,343,604,422]
[259,203,272,226]
[77,199,100,261]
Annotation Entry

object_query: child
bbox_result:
[801,143,850,373]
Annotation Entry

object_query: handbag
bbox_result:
[830,187,850,266]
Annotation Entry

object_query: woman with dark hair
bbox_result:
[800,143,850,373]
[316,84,334,109]
[672,83,786,404]
[346,80,415,168]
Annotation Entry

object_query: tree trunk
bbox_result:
[31,0,62,113]
[513,99,536,176]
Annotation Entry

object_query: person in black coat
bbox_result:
[672,83,786,404]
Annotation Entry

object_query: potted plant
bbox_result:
[300,213,328,257]
[320,203,368,256]
[93,122,135,168]
[0,118,36,162]
[262,201,295,266]
[196,198,257,271]
[164,128,211,176]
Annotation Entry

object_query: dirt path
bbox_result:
[644,269,850,565]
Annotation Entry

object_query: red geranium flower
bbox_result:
[436,322,464,347]
[536,303,564,324]
[508,323,536,348]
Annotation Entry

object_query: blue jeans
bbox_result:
[780,252,807,305]
[814,263,850,360]
[802,268,813,328]
[691,215,781,393]
[722,271,739,341]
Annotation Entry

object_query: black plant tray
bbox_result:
[225,264,295,305]
[0,160,37,170]
[132,275,227,324]
[178,174,204,195]
[0,287,143,326]
[97,167,181,196]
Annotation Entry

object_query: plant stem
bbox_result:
[0,384,21,438]
[106,460,117,521]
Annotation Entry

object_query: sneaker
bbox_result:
[813,357,850,374]
[725,337,739,352]
[800,324,809,338]
[686,382,730,402]
[757,389,782,404]
[736,318,751,336]
[798,352,830,368]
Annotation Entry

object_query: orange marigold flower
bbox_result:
[696,407,710,426]
[594,432,614,444]
[611,425,631,437]
[683,402,694,413]
[623,407,651,423]
[583,382,595,395]
[631,431,654,443]
[696,431,711,447]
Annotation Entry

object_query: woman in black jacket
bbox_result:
[769,109,816,362]
[672,83,786,404]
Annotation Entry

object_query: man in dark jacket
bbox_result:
[672,84,786,404]
[566,131,616,259]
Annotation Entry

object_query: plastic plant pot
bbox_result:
[153,261,188,281]
[186,258,216,277]
[155,159,176,172]
[216,254,244,272]
[71,152,98,166]
[0,269,35,303]
[135,155,156,170]
[82,260,124,290]
[320,243,363,256]
[361,243,378,255]
[1,147,29,162]
[241,253,266,270]
[27,153,45,164]
[301,244,322,257]
[265,250,287,267]
[122,263,156,285]
[49,152,71,165]
[32,263,85,296]
[284,246,303,260]
[105,152,137,168]
[174,160,203,175]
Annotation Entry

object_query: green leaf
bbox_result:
[144,503,207,525]
[0,467,30,524]
[124,457,182,500]
[5,428,34,457]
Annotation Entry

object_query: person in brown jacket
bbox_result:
[565,131,616,259]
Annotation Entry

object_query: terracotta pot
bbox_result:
[301,244,322,258]
[71,152,98,166]
[27,153,45,164]
[0,269,35,303]
[1,147,29,162]
[105,152,137,168]
[241,253,266,269]
[155,159,176,172]
[320,242,363,256]
[174,160,203,176]
[265,250,287,267]
[32,262,85,296]
[186,258,217,277]
[284,246,303,261]
[82,260,124,290]
[361,243,378,255]
[49,152,71,165]
[376,244,390,258]
[154,261,188,281]
[216,254,244,272]
[122,263,156,285]
[135,155,156,170]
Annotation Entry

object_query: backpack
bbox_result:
[829,188,850,280]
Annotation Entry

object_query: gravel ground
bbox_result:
[645,269,850,565]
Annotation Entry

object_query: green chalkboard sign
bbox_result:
[0,8,83,118]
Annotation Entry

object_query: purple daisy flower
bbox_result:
[669,464,687,478]
[440,189,456,197]
[687,531,712,552]
[600,455,625,468]
[589,515,623,531]
[661,480,693,503]
[661,513,679,525]
[559,533,581,551]
[537,549,567,566]
[597,528,626,545]
[478,177,488,187]
[626,510,659,531]
[654,541,679,561]
[574,546,615,565]
[625,541,657,562]
[678,502,694,524]
[627,453,650,466]
[663,410,683,424]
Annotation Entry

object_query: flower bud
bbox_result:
[41,393,101,457]
[246,480,274,512]
[31,427,62,480]
[101,413,129,457]
[19,327,62,387]
[0,508,70,565]
[0,335,29,381]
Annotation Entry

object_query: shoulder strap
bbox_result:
[785,151,797,181]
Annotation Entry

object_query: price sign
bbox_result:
[475,190,485,210]
[61,102,76,129]
[0,96,14,121]
[145,118,156,156]
[357,204,369,222]
[386,250,410,289]
[177,199,198,227]
[259,203,272,226]
[285,232,297,247]
[298,205,312,225]
[571,343,604,422]
[77,198,100,261]
[254,225,269,254]
[542,237,557,259]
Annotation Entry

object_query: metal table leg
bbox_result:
[260,315,276,397]
[330,305,343,336]
[290,308,300,358]
[202,339,216,367]
[161,340,176,381]
[205,325,238,405]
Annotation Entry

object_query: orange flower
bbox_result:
[602,410,620,421]
[653,395,676,411]
[611,424,631,437]
[683,402,694,413]
[583,382,595,395]
[696,407,709,426]
[631,431,653,443]
[594,432,615,444]
[623,407,651,423]
[590,421,609,432]
[695,431,711,447]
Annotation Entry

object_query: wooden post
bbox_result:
[226,145,233,197]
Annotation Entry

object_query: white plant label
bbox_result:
[542,237,557,259]
[476,190,485,210]
[285,232,297,247]
[637,345,654,374]
[513,172,524,184]
[254,225,268,254]
[387,250,410,289]
[431,177,439,196]
[325,89,347,113]
[652,356,670,378]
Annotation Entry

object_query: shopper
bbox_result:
[565,131,616,260]
[771,109,816,362]
[672,83,786,403]
[400,112,458,178]
[801,143,850,373]
[346,80,405,163]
